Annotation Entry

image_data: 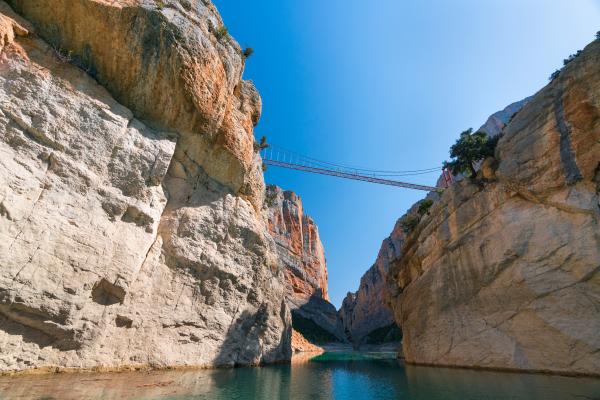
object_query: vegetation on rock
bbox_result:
[417,199,433,216]
[215,25,229,42]
[443,129,499,177]
[243,47,254,58]
[399,214,420,234]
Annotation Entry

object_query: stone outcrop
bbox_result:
[0,0,291,374]
[387,40,600,376]
[264,185,342,342]
[291,329,323,354]
[264,185,328,302]
[338,219,405,346]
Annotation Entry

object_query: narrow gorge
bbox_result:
[0,0,598,386]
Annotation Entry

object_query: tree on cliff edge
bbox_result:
[443,129,498,177]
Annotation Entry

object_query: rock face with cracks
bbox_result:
[387,40,600,376]
[0,0,291,373]
[264,185,342,341]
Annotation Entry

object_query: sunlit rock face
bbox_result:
[387,40,600,376]
[0,0,291,373]
[264,185,328,302]
[264,185,342,340]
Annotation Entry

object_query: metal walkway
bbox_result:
[260,146,444,192]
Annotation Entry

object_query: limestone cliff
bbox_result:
[265,185,328,302]
[0,0,290,373]
[264,185,342,342]
[338,219,404,346]
[387,40,600,376]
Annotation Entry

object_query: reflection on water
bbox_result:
[1,353,599,400]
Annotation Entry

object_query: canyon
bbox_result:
[0,0,598,382]
[386,40,600,376]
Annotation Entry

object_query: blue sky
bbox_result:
[213,0,600,308]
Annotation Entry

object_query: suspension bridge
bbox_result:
[260,146,452,192]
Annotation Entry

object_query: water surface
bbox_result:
[1,352,599,399]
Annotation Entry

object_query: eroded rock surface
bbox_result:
[387,41,600,376]
[0,0,290,373]
[264,185,342,341]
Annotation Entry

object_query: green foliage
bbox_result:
[399,214,420,234]
[243,47,254,58]
[254,135,269,152]
[563,50,583,66]
[292,313,339,344]
[549,69,561,81]
[443,128,498,177]
[258,135,269,149]
[597,31,600,40]
[364,324,402,345]
[214,25,229,42]
[417,199,434,216]
[154,0,165,9]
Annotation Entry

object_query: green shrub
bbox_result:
[254,135,269,152]
[443,128,499,177]
[549,69,561,81]
[154,0,165,9]
[563,50,582,67]
[214,25,229,42]
[243,47,254,58]
[417,199,434,216]
[597,31,600,40]
[399,214,420,234]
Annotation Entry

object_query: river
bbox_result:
[1,352,599,399]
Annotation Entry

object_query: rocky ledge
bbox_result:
[0,0,290,373]
[387,40,600,376]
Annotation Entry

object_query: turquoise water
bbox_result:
[1,353,599,399]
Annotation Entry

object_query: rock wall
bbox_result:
[264,185,328,302]
[387,40,600,376]
[264,185,342,341]
[0,0,291,373]
[338,219,405,345]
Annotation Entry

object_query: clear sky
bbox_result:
[212,0,600,308]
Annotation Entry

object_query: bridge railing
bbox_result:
[260,146,445,192]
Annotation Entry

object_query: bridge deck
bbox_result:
[263,160,440,192]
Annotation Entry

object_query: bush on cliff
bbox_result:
[243,47,254,58]
[443,129,499,178]
[399,214,420,234]
[417,199,434,216]
[597,31,600,40]
[214,25,229,42]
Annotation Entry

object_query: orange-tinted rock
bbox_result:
[291,329,324,354]
[265,185,328,302]
[264,185,343,342]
